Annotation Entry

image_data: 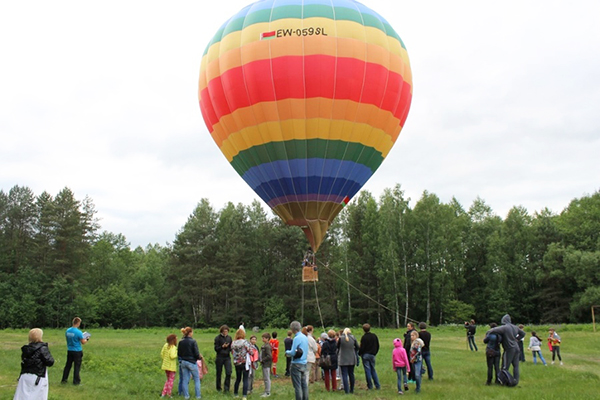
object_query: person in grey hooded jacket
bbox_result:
[488,314,526,385]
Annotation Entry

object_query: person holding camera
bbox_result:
[61,317,88,385]
[465,320,478,351]
[214,325,233,393]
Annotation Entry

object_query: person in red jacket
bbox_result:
[270,332,280,377]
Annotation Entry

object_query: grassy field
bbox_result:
[1,325,598,399]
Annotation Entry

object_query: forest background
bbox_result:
[1,184,599,330]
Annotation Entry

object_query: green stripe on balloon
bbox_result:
[229,139,383,176]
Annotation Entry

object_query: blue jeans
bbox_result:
[340,365,355,394]
[178,359,184,395]
[291,363,309,400]
[468,336,478,351]
[180,360,201,399]
[361,354,380,389]
[413,360,422,393]
[421,349,433,380]
[395,367,408,392]
[532,350,547,365]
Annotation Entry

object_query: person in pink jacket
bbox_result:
[392,338,411,395]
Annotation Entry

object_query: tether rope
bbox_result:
[315,257,420,325]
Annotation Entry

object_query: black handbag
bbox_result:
[293,347,303,360]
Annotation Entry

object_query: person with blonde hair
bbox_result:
[337,327,359,394]
[178,327,202,399]
[409,330,425,393]
[231,328,254,399]
[14,328,55,400]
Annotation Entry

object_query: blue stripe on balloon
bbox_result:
[249,176,363,204]
[241,159,372,191]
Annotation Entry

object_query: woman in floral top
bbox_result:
[409,330,424,394]
[231,329,255,399]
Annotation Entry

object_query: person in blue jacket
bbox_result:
[285,321,309,400]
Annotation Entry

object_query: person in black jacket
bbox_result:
[483,323,502,385]
[178,327,202,399]
[320,330,339,392]
[14,328,55,400]
[214,324,233,393]
[418,322,434,380]
[403,322,417,383]
[465,320,478,351]
[358,323,380,390]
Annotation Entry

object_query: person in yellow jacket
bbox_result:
[161,334,178,398]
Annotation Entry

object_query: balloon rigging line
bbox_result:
[313,278,326,333]
[315,257,420,325]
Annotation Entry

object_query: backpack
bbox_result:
[498,369,517,387]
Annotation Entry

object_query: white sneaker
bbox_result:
[260,394,270,398]
[560,361,563,365]
[551,361,555,365]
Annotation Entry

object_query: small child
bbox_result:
[527,331,547,366]
[548,328,563,365]
[160,334,178,398]
[248,335,260,394]
[270,332,280,377]
[261,332,273,397]
[409,331,424,394]
[392,338,410,395]
[284,330,293,376]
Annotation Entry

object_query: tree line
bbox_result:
[1,184,599,329]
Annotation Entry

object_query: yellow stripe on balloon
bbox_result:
[208,97,402,141]
[216,118,397,162]
[201,17,409,68]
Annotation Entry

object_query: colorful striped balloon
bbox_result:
[199,0,412,252]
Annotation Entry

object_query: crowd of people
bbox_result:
[158,320,433,399]
[482,315,564,387]
[12,315,566,399]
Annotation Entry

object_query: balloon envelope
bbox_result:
[199,0,412,251]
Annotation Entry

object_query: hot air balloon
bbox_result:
[198,0,412,252]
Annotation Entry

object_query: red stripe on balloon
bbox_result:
[199,55,411,132]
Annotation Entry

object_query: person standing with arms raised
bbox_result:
[61,317,88,385]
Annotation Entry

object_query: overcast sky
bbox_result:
[1,0,599,248]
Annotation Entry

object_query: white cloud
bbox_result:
[1,0,599,247]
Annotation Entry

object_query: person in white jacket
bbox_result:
[527,331,547,366]
[304,326,319,386]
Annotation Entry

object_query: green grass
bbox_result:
[1,325,599,399]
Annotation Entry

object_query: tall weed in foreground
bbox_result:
[0,326,598,399]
